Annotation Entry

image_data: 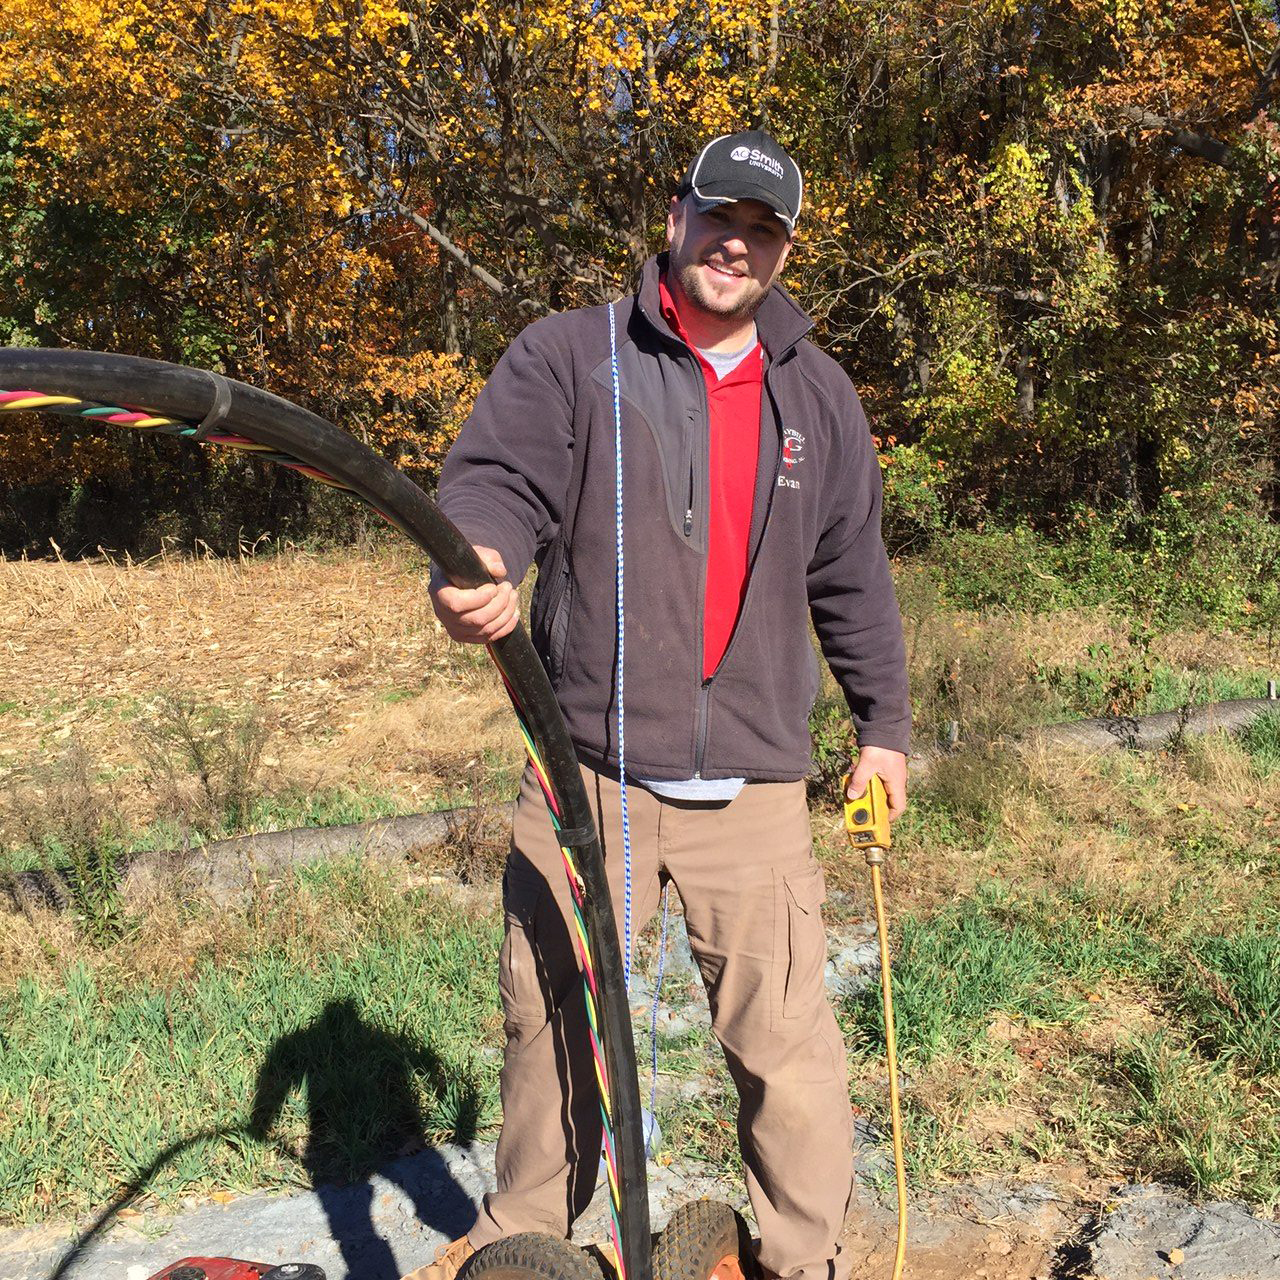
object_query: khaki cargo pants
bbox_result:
[468,763,855,1280]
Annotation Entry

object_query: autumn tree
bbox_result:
[0,0,1275,576]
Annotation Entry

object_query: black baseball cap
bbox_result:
[677,129,804,235]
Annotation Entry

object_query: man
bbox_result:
[409,129,910,1280]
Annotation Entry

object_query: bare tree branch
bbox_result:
[1227,0,1264,76]
[1116,105,1233,167]
[341,147,545,313]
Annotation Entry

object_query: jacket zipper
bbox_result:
[689,345,712,772]
[692,362,792,776]
[693,678,712,777]
[636,292,795,778]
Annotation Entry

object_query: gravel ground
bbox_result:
[0,1141,745,1280]
[6,1142,1277,1280]
[1083,1184,1280,1280]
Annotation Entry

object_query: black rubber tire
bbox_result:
[652,1201,754,1280]
[260,1267,327,1280]
[460,1233,605,1280]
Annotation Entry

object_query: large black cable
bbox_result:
[0,347,653,1280]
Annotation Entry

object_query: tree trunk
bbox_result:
[1015,351,1035,422]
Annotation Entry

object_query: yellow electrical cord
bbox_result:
[843,773,907,1280]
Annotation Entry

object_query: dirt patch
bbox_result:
[842,1217,1055,1280]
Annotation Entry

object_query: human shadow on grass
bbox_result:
[46,998,484,1280]
[247,997,485,1279]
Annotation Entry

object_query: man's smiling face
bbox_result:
[665,194,793,322]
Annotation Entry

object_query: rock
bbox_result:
[825,937,882,999]
[1086,1184,1280,1280]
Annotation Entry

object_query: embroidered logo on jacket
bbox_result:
[778,427,805,488]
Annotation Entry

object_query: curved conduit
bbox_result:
[0,347,652,1280]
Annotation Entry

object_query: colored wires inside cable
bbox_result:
[488,645,629,1280]
[0,387,406,515]
[3,371,638,1280]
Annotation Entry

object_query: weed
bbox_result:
[439,756,508,884]
[919,744,1031,838]
[807,694,853,807]
[1117,1031,1279,1205]
[1033,622,1157,729]
[1176,930,1280,1074]
[138,694,271,838]
[910,626,1054,748]
[6,744,125,941]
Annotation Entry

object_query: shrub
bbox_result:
[139,694,271,839]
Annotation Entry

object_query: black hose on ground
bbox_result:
[0,347,653,1280]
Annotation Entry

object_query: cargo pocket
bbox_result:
[498,865,546,1034]
[780,863,828,1021]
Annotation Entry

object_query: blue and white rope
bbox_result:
[610,299,672,1160]
[608,300,634,992]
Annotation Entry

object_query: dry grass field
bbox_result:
[0,544,520,841]
[2,544,1274,844]
[2,545,1278,1227]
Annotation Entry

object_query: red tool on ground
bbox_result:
[144,1260,325,1280]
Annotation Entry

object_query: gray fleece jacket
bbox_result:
[438,253,910,781]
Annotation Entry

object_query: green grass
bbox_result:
[1178,929,1280,1075]
[1118,1031,1280,1205]
[843,888,1147,1068]
[1240,711,1280,776]
[841,874,1280,1207]
[378,688,420,705]
[239,785,411,832]
[1145,666,1265,714]
[0,860,502,1224]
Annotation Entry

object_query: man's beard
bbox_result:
[674,254,769,321]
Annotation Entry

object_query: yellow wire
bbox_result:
[870,861,907,1280]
